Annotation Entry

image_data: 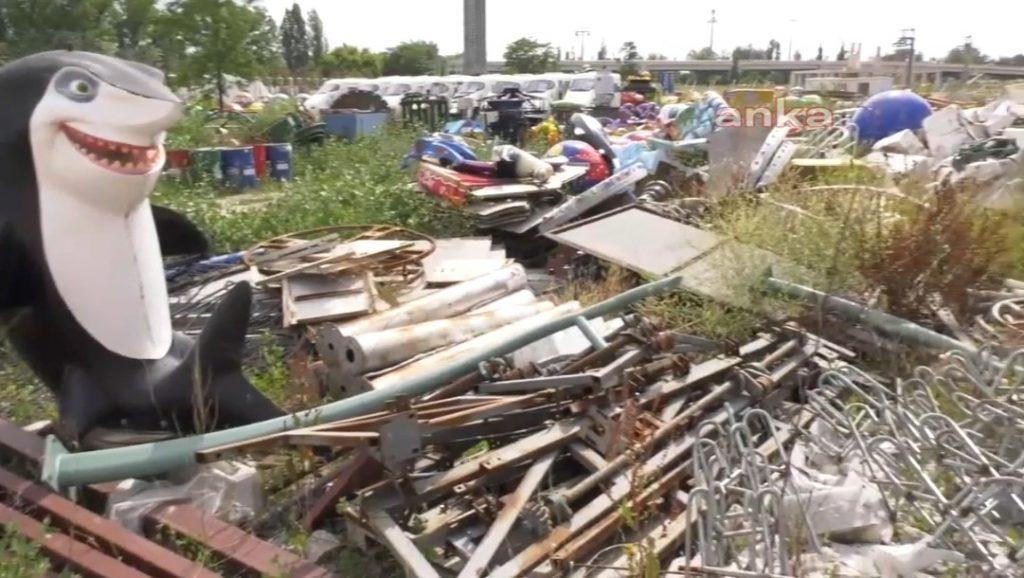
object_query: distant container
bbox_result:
[266,143,294,181]
[220,146,257,189]
[188,147,222,183]
[252,144,268,178]
[324,111,388,140]
[165,149,191,171]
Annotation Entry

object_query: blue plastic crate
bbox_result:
[323,111,388,140]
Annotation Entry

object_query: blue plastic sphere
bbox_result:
[852,90,933,144]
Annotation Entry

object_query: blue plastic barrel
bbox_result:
[266,143,294,181]
[220,146,257,189]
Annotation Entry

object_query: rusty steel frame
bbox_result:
[0,466,218,578]
[0,419,332,578]
[457,451,557,578]
[0,503,151,578]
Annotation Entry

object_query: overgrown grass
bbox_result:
[154,126,473,253]
[0,525,52,578]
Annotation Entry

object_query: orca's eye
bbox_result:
[55,68,99,102]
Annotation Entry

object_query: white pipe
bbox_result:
[371,301,582,391]
[333,301,555,375]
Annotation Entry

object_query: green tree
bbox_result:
[687,47,718,60]
[382,40,439,75]
[319,44,380,77]
[1,0,118,57]
[161,0,277,109]
[503,37,557,73]
[280,2,309,72]
[620,41,640,75]
[112,0,160,64]
[996,54,1024,66]
[307,9,326,65]
[945,42,989,65]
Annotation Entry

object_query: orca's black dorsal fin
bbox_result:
[195,281,251,376]
[191,280,284,426]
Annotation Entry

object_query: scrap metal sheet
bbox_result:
[422,238,508,285]
[544,206,723,277]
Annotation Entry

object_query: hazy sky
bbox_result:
[261,0,1023,62]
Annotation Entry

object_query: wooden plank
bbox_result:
[0,466,219,578]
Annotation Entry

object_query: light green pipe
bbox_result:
[42,276,681,488]
[763,276,976,355]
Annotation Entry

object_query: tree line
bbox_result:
[0,0,444,86]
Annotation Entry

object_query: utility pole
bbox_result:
[707,9,717,53]
[575,30,590,62]
[894,28,916,87]
[963,35,973,77]
[787,18,796,60]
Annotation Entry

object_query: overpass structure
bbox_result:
[457,59,1024,84]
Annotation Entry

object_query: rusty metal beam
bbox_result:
[0,466,218,578]
[457,451,557,578]
[365,508,442,578]
[0,502,152,578]
[301,450,383,531]
[413,418,584,502]
[0,419,45,462]
[488,398,748,578]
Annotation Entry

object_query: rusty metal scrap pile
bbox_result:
[176,258,1024,578]
[155,220,1024,578]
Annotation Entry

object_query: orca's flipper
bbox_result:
[151,204,209,257]
[189,281,284,427]
[0,220,34,310]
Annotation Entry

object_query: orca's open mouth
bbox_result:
[61,123,161,175]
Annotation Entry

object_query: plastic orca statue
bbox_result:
[0,51,283,447]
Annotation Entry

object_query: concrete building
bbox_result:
[463,0,486,75]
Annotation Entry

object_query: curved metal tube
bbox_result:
[42,275,682,488]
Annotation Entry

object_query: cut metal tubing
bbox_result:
[42,275,682,488]
[763,276,977,355]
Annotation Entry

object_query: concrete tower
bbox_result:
[463,0,486,74]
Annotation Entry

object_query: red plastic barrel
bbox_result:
[165,149,192,170]
[252,144,268,178]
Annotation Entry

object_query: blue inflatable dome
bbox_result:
[851,90,933,144]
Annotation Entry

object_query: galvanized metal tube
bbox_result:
[322,264,527,339]
[327,301,555,376]
[573,316,608,349]
[763,276,976,355]
[475,290,537,312]
[370,302,581,391]
[43,275,682,488]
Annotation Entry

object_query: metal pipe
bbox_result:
[42,275,682,488]
[370,302,581,391]
[475,289,537,312]
[573,316,608,349]
[328,302,555,376]
[763,276,976,355]
[319,264,528,344]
